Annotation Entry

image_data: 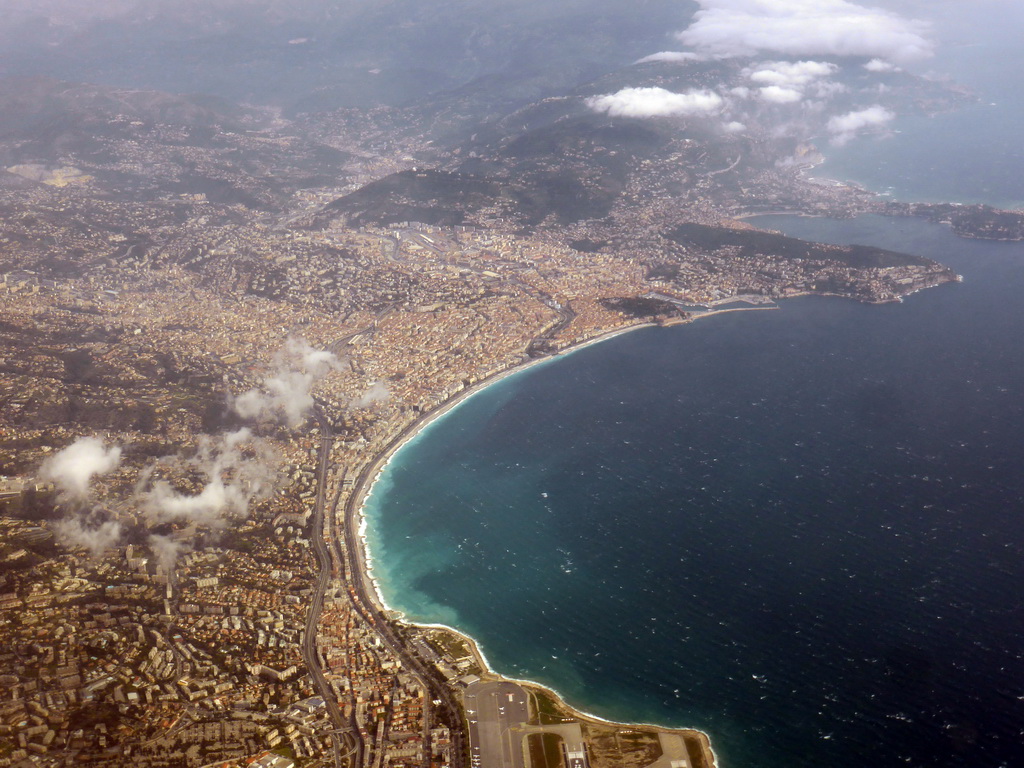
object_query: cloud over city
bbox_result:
[137,428,279,528]
[585,87,724,118]
[748,60,836,89]
[676,0,933,65]
[349,381,391,410]
[38,437,125,555]
[233,337,341,427]
[55,517,123,558]
[40,436,122,503]
[34,338,339,561]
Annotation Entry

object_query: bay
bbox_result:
[365,213,1024,768]
[816,6,1024,210]
[364,10,1024,764]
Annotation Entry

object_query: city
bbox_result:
[2,6,1022,766]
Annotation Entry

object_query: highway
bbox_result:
[301,416,360,768]
[305,264,586,768]
[325,285,588,768]
[305,402,458,768]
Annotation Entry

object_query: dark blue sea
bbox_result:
[366,213,1024,767]
[365,13,1024,768]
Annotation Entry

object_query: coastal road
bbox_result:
[324,273,590,768]
[464,681,530,768]
[337,443,467,768]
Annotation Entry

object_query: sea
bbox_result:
[363,12,1024,768]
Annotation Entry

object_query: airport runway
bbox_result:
[464,680,530,768]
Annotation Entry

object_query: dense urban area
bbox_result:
[2,6,1024,767]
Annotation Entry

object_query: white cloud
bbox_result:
[585,87,724,118]
[39,436,125,556]
[149,534,186,573]
[759,85,803,104]
[748,60,836,88]
[235,371,317,427]
[827,104,895,144]
[811,80,849,98]
[54,518,122,558]
[864,58,900,72]
[635,51,705,64]
[138,428,278,527]
[232,337,341,428]
[723,121,747,132]
[40,437,122,502]
[349,381,391,410]
[147,476,249,524]
[677,0,933,64]
[35,423,283,563]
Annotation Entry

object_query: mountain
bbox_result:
[0,0,688,110]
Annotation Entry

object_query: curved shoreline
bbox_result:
[341,318,724,762]
[342,278,928,766]
[350,320,657,618]
[342,240,955,766]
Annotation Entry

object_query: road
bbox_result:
[326,304,396,357]
[326,278,588,768]
[307,403,447,768]
[301,416,357,768]
[464,681,530,768]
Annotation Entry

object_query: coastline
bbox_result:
[341,275,935,765]
[350,319,657,618]
[413,619,721,768]
[329,60,1024,768]
[340,317,724,762]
